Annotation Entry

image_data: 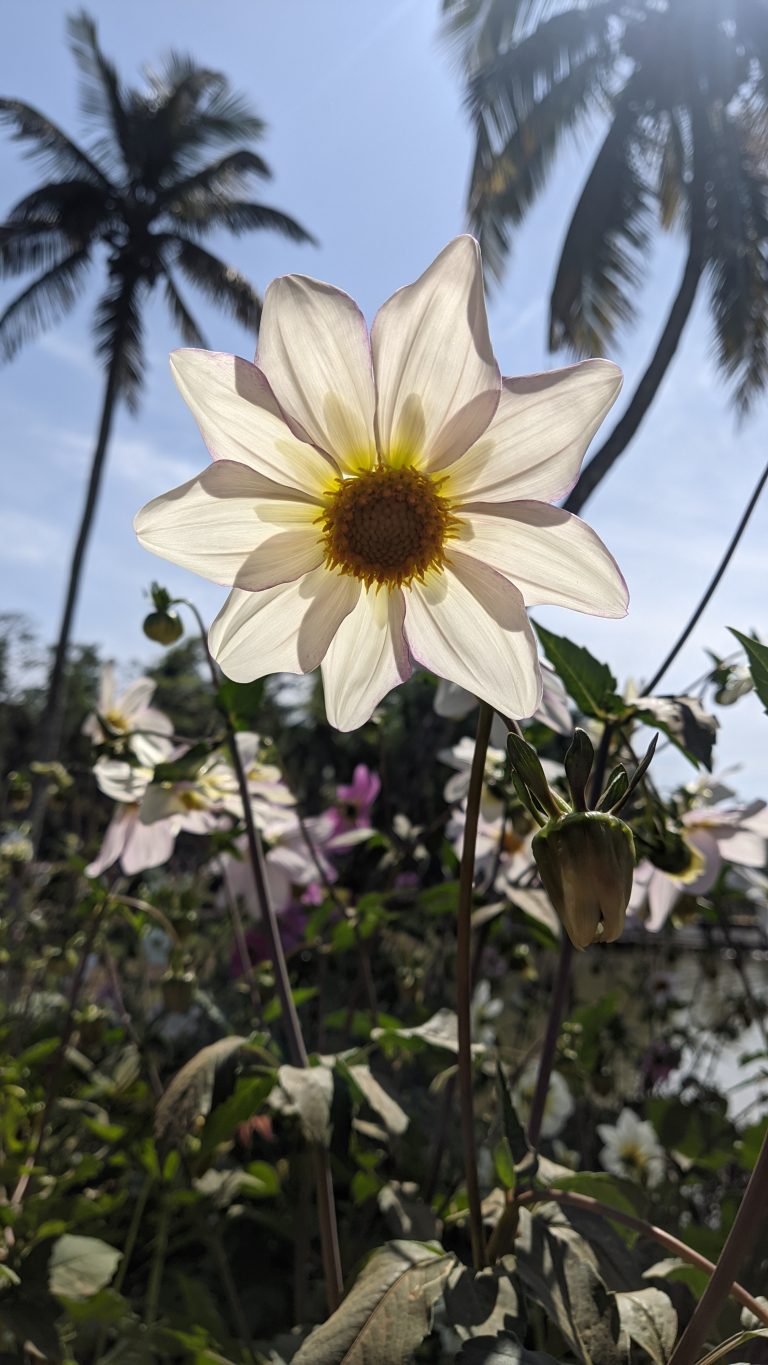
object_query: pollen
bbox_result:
[320,465,457,589]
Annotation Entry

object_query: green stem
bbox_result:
[525,936,573,1150]
[668,1126,768,1364]
[457,700,492,1269]
[144,1197,170,1325]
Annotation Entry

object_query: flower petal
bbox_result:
[209,568,361,682]
[455,502,628,617]
[170,349,338,497]
[122,812,178,875]
[403,553,541,719]
[135,460,320,585]
[321,587,412,730]
[86,806,131,878]
[444,360,622,503]
[119,678,156,717]
[256,276,377,470]
[372,237,500,471]
[235,526,324,591]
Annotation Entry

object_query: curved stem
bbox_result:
[179,600,343,1312]
[668,1125,768,1364]
[644,457,768,695]
[503,1188,768,1327]
[457,700,492,1269]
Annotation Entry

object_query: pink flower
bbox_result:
[86,759,216,878]
[332,763,381,832]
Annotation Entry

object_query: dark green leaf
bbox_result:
[729,629,768,714]
[633,695,718,770]
[155,1035,248,1152]
[506,734,562,818]
[534,626,623,718]
[217,676,266,730]
[564,728,594,810]
[198,1073,275,1159]
[152,740,219,783]
[496,1062,529,1164]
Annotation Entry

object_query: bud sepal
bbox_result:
[532,811,636,950]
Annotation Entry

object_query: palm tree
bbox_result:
[0,11,313,838]
[443,0,768,512]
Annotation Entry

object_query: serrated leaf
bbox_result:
[729,629,768,714]
[616,1287,676,1364]
[276,1064,334,1146]
[48,1234,121,1300]
[292,1240,456,1364]
[155,1036,247,1151]
[633,695,718,769]
[534,626,622,718]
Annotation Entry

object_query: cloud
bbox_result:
[50,426,195,489]
[0,510,67,566]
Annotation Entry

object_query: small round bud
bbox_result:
[143,610,183,645]
[532,811,635,950]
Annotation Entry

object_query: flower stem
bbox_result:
[667,1125,768,1364]
[644,456,768,695]
[178,600,343,1313]
[525,936,573,1149]
[457,699,492,1269]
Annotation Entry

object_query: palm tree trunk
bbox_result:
[29,287,133,852]
[563,239,704,516]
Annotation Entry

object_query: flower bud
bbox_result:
[532,811,635,950]
[143,609,183,645]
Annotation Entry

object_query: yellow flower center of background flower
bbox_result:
[103,708,128,733]
[321,466,456,589]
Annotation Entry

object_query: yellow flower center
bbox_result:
[619,1143,646,1172]
[320,466,457,589]
[179,789,207,811]
[103,708,128,734]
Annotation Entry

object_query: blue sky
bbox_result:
[1,1,767,796]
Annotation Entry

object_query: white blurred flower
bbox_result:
[512,1064,574,1139]
[135,238,627,731]
[598,1108,664,1187]
[86,759,214,878]
[83,663,173,767]
[434,663,571,736]
[0,826,34,865]
[140,732,295,834]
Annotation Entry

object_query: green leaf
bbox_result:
[217,676,266,729]
[292,1240,457,1365]
[729,629,768,713]
[633,695,718,770]
[548,1172,645,1228]
[442,1258,524,1347]
[198,1072,275,1159]
[506,734,562,818]
[276,1064,334,1146]
[48,1234,121,1300]
[496,1062,529,1165]
[514,1211,622,1365]
[155,1035,248,1152]
[337,1061,409,1135]
[564,728,594,810]
[153,740,219,783]
[694,1329,768,1365]
[534,625,623,718]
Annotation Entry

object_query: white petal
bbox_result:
[403,553,541,719]
[93,759,151,804]
[443,360,623,503]
[170,349,338,497]
[321,587,412,730]
[119,678,155,717]
[433,678,477,720]
[372,237,500,471]
[718,829,768,867]
[455,502,628,617]
[257,276,377,470]
[236,526,324,591]
[135,460,320,585]
[140,784,185,824]
[209,569,361,682]
[122,813,178,875]
[647,871,682,932]
[86,806,131,878]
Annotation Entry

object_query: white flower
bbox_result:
[86,759,213,878]
[512,1064,574,1139]
[135,238,627,731]
[598,1107,665,1187]
[140,732,295,834]
[434,663,571,736]
[83,664,173,767]
[0,826,34,865]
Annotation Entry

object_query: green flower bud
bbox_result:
[532,811,635,950]
[143,609,183,645]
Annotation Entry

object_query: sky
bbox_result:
[1,0,767,797]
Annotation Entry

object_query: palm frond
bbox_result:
[461,3,617,278]
[167,197,315,244]
[162,271,207,348]
[0,97,112,187]
[92,276,146,413]
[442,0,570,67]
[0,222,76,278]
[549,90,656,355]
[154,149,272,210]
[67,11,131,168]
[704,106,768,415]
[170,237,261,333]
[0,248,92,362]
[657,110,688,232]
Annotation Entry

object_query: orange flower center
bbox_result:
[320,466,456,589]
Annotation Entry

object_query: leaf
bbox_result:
[341,1063,409,1135]
[514,1210,622,1364]
[534,625,623,719]
[729,629,768,714]
[153,740,219,783]
[506,734,562,818]
[292,1240,456,1365]
[694,1329,768,1365]
[548,1172,645,1227]
[496,1062,529,1165]
[442,1258,523,1345]
[217,676,266,730]
[372,1008,483,1055]
[616,1287,677,1364]
[564,729,594,810]
[276,1064,334,1146]
[377,1182,439,1241]
[198,1072,275,1159]
[457,1334,565,1363]
[48,1234,121,1300]
[633,695,718,770]
[155,1035,248,1151]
